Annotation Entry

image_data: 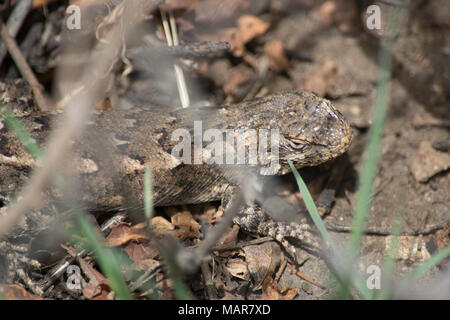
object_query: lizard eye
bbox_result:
[287,137,307,150]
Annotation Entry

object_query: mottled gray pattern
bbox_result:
[1,83,353,281]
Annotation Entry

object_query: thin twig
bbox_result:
[212,236,274,251]
[38,213,127,292]
[201,261,217,299]
[7,23,43,78]
[311,288,329,300]
[288,263,326,290]
[274,260,287,283]
[175,191,244,274]
[325,218,450,236]
[0,18,48,112]
[0,0,33,65]
[194,192,244,264]
[416,211,429,251]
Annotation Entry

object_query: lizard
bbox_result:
[0,79,353,285]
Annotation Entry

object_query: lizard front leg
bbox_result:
[223,184,321,260]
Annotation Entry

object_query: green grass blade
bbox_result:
[76,214,133,300]
[376,209,405,299]
[159,248,194,300]
[287,158,374,299]
[341,5,404,299]
[144,165,192,299]
[0,104,42,159]
[287,158,333,247]
[403,245,450,283]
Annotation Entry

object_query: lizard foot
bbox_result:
[0,240,44,295]
[222,185,321,261]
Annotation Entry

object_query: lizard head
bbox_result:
[250,91,353,175]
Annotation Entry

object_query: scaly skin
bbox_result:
[0,83,352,283]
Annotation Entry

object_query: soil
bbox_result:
[0,0,449,300]
[262,0,450,299]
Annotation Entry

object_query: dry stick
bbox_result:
[200,261,217,299]
[287,263,326,290]
[0,0,33,65]
[311,288,329,300]
[38,213,128,292]
[212,236,274,251]
[325,217,450,236]
[0,18,48,112]
[274,260,287,283]
[416,211,429,251]
[0,1,144,239]
[176,192,244,274]
[7,23,43,78]
[194,192,244,261]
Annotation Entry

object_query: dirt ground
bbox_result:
[0,0,449,300]
[270,0,450,299]
[258,0,450,299]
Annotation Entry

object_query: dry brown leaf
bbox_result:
[243,242,282,289]
[150,216,175,237]
[134,258,161,271]
[83,283,112,300]
[77,255,111,300]
[171,211,201,240]
[302,59,338,96]
[218,224,240,247]
[78,256,107,287]
[2,284,44,300]
[96,97,113,110]
[264,40,291,72]
[226,257,250,280]
[32,0,58,9]
[223,65,253,96]
[431,223,450,269]
[262,278,298,300]
[105,222,149,247]
[192,202,222,225]
[434,224,450,252]
[232,15,270,56]
[124,240,159,264]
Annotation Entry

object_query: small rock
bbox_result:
[386,235,431,263]
[410,140,450,182]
